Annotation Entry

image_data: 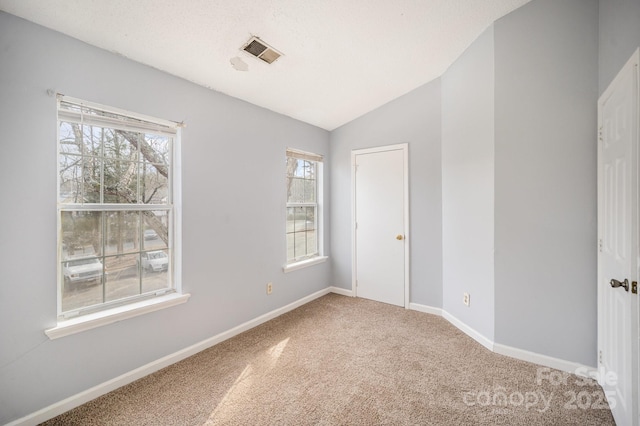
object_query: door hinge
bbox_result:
[598,239,603,253]
[599,350,603,364]
[598,126,603,142]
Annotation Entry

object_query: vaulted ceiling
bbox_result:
[0,0,532,130]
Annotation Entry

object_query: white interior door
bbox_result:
[352,144,408,307]
[598,49,639,426]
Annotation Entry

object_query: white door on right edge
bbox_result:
[598,49,639,426]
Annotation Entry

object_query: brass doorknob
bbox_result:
[396,234,404,240]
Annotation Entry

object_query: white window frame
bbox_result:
[283,148,327,273]
[47,95,188,339]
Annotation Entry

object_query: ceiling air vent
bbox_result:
[242,36,283,64]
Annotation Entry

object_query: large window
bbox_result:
[286,149,323,263]
[57,96,179,318]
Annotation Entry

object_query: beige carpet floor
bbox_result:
[42,294,615,425]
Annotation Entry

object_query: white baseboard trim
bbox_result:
[493,343,594,375]
[409,302,494,351]
[408,303,594,376]
[408,302,442,316]
[441,310,495,352]
[409,303,493,351]
[329,286,354,297]
[7,288,332,426]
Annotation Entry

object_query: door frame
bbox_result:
[351,143,410,308]
[597,47,640,426]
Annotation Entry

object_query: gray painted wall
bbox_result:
[0,12,330,424]
[493,0,599,365]
[441,26,496,340]
[329,81,443,307]
[599,0,640,94]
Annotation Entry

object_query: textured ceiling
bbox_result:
[0,0,532,130]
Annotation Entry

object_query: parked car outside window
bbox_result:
[63,257,103,287]
[140,251,168,272]
[144,229,158,240]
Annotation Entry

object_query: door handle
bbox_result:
[396,234,404,240]
[610,278,629,292]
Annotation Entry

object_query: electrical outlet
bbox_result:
[463,292,470,306]
[267,282,273,295]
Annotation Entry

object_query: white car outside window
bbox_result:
[63,257,103,286]
[140,251,168,272]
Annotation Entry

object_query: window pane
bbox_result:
[286,233,295,261]
[290,206,313,232]
[284,207,318,260]
[140,162,169,204]
[59,122,82,156]
[102,128,138,161]
[288,177,304,203]
[105,211,140,256]
[61,256,105,312]
[104,254,140,302]
[82,158,102,203]
[303,160,315,179]
[143,211,169,250]
[103,159,138,203]
[306,230,317,255]
[61,211,103,259]
[305,207,315,230]
[286,176,294,202]
[141,249,170,293]
[145,135,171,165]
[81,125,104,158]
[304,178,316,203]
[294,232,307,259]
[294,207,307,232]
[59,154,83,203]
[98,129,140,161]
[289,158,304,178]
[286,160,316,203]
[286,207,296,233]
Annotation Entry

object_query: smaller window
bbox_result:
[286,149,323,263]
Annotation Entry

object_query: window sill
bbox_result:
[283,256,328,273]
[45,293,191,340]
